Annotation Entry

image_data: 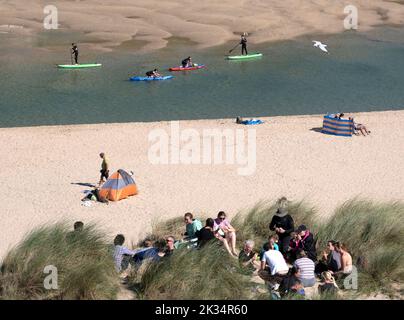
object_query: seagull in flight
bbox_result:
[312,40,329,53]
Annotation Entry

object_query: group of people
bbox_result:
[105,197,353,299]
[332,112,371,136]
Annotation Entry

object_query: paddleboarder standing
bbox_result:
[71,43,79,64]
[240,33,248,55]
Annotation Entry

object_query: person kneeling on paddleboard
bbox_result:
[145,69,161,78]
[71,43,79,64]
[181,56,192,68]
[240,33,248,55]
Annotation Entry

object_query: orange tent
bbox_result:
[99,169,138,201]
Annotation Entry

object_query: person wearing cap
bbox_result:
[269,197,295,254]
[99,152,109,186]
[296,225,317,262]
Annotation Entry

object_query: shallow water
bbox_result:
[0,27,403,127]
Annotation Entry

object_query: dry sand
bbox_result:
[1,0,404,52]
[1,111,403,258]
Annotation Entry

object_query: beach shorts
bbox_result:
[100,169,109,180]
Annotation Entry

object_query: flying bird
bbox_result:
[312,40,329,53]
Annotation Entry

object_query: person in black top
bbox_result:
[145,69,161,78]
[196,218,216,248]
[71,43,79,64]
[269,197,295,253]
[296,225,317,262]
[181,56,192,68]
[240,33,248,55]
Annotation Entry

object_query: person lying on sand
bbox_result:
[81,187,108,204]
[350,117,371,136]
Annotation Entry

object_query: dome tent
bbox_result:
[99,169,138,201]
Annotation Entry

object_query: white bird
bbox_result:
[312,40,328,53]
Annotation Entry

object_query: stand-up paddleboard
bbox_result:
[130,75,174,81]
[227,53,263,60]
[57,63,102,69]
[169,64,205,71]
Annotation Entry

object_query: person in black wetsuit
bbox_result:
[145,69,161,78]
[181,56,192,68]
[269,197,295,254]
[240,33,248,55]
[71,43,79,64]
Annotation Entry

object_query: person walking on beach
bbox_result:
[99,152,109,186]
[71,43,79,64]
[240,33,248,55]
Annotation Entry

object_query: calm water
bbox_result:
[0,27,404,127]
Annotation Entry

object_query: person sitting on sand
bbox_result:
[318,271,339,296]
[286,232,303,262]
[81,186,108,204]
[113,234,138,273]
[335,242,353,275]
[259,235,280,261]
[164,236,176,257]
[214,211,238,256]
[259,242,289,284]
[279,266,304,298]
[296,225,317,262]
[73,221,84,232]
[293,250,316,287]
[315,240,341,275]
[183,212,203,240]
[145,69,161,78]
[196,218,216,248]
[350,117,371,136]
[269,197,295,254]
[132,239,165,267]
[181,56,192,68]
[239,240,260,273]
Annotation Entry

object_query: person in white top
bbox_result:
[259,242,289,283]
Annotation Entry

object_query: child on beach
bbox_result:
[287,232,303,262]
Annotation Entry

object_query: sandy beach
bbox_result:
[1,0,404,52]
[1,110,403,258]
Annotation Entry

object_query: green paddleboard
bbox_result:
[57,63,102,69]
[227,53,263,60]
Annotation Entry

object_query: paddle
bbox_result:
[228,43,240,54]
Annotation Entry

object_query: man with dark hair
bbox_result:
[196,218,216,248]
[73,221,84,231]
[296,225,317,262]
[113,234,137,272]
[183,212,202,240]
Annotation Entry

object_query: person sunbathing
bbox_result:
[351,118,370,136]
[214,211,238,257]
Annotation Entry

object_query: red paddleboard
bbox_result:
[169,64,205,71]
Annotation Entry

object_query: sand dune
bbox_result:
[1,111,403,258]
[1,0,403,51]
